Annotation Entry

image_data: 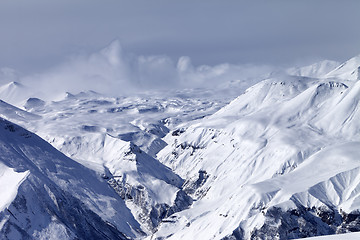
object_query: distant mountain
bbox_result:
[2,54,360,239]
[0,81,31,107]
[326,55,360,81]
[287,60,340,78]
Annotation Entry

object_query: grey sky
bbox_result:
[1,0,360,73]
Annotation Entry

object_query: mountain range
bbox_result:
[1,54,360,239]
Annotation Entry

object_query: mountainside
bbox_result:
[1,55,360,239]
[152,59,360,239]
[0,82,33,107]
[0,118,143,239]
[325,55,360,81]
[287,60,340,78]
[0,90,227,235]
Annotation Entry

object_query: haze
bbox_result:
[1,0,360,74]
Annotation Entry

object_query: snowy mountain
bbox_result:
[287,60,340,78]
[326,55,360,81]
[0,82,32,107]
[0,118,143,239]
[0,90,227,235]
[151,59,360,239]
[1,54,360,239]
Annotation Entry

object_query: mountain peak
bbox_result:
[100,39,122,66]
[0,81,30,107]
[286,60,340,78]
[6,81,23,88]
[326,54,360,80]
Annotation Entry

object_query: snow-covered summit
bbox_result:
[0,81,32,107]
[326,54,360,81]
[287,60,340,78]
[2,53,360,239]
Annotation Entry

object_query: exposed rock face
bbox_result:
[183,170,210,200]
[108,173,193,232]
[223,206,360,240]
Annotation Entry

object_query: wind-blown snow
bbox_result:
[0,41,273,104]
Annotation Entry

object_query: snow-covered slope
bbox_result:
[1,54,360,239]
[0,99,41,123]
[0,163,29,212]
[302,232,360,239]
[151,60,360,239]
[326,55,360,81]
[0,82,33,107]
[287,60,340,78]
[0,118,143,239]
[0,91,226,234]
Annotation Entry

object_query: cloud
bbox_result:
[177,56,273,88]
[16,40,273,100]
[136,55,179,89]
[18,41,131,100]
[0,68,19,85]
[1,0,360,73]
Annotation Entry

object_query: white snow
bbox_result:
[152,56,360,239]
[287,60,340,78]
[301,232,360,239]
[326,55,360,81]
[0,162,29,212]
[1,53,360,239]
[0,81,30,107]
[0,118,142,238]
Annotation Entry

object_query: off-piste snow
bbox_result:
[1,52,360,239]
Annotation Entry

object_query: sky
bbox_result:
[0,0,360,96]
[1,0,360,72]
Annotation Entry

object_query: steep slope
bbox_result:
[2,54,360,239]
[49,131,189,234]
[0,163,29,212]
[314,80,360,139]
[0,99,41,123]
[153,73,360,239]
[325,55,360,81]
[0,91,222,234]
[0,118,142,239]
[0,82,33,107]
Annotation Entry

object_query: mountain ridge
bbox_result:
[1,54,360,239]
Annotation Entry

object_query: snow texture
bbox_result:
[1,54,360,239]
